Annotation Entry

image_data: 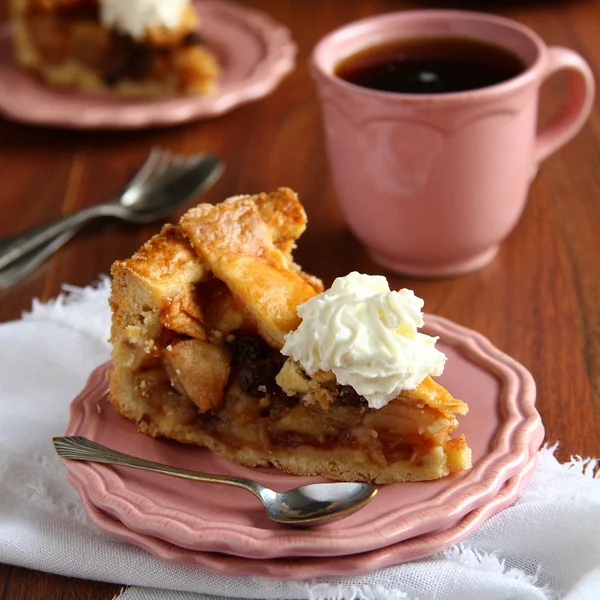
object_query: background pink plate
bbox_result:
[63,314,544,559]
[71,444,540,580]
[0,0,296,129]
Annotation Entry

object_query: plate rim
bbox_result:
[63,314,544,558]
[69,433,542,580]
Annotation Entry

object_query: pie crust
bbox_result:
[109,188,471,483]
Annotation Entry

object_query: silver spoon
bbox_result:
[0,149,224,274]
[53,436,377,527]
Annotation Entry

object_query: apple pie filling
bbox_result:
[130,320,466,474]
[109,189,471,482]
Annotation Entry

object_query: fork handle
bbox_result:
[0,203,120,270]
[53,436,266,499]
[0,228,79,290]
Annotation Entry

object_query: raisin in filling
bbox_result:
[228,335,284,398]
[103,34,163,85]
[176,334,427,464]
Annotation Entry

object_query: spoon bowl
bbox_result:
[53,436,377,527]
[262,482,377,526]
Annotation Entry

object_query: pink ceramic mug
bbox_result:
[311,11,595,277]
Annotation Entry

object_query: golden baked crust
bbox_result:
[180,193,319,349]
[109,188,472,483]
[10,0,219,97]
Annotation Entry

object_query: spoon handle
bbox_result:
[53,436,266,499]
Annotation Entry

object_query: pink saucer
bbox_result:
[0,1,295,129]
[63,314,544,560]
[71,444,540,579]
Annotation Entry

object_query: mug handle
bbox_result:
[534,46,595,165]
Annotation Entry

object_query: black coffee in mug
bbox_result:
[335,37,526,94]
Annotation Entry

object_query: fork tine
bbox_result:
[153,149,176,179]
[171,154,186,168]
[183,153,208,168]
[125,148,165,189]
[125,149,202,197]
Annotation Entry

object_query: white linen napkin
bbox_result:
[1,278,599,600]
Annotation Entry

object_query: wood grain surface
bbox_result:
[0,0,599,598]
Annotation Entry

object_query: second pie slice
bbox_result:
[109,188,471,483]
[11,0,220,97]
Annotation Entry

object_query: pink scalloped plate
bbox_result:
[0,0,295,129]
[63,314,543,559]
[71,441,540,579]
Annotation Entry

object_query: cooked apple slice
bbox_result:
[164,339,231,412]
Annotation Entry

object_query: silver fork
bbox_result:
[0,149,168,286]
[0,149,223,288]
[0,148,187,269]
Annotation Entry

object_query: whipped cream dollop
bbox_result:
[281,272,446,410]
[100,0,190,39]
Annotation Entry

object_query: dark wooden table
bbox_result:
[1,0,599,598]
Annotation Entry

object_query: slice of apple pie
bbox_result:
[109,188,471,483]
[11,0,219,97]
